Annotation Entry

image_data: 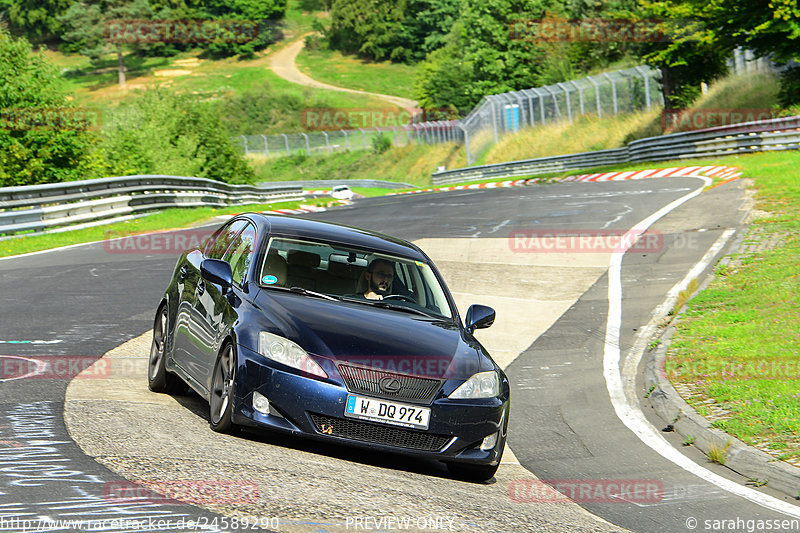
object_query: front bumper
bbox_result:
[232,344,509,465]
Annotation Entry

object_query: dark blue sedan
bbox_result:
[148,213,510,481]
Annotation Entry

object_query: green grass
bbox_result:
[249,142,467,187]
[295,45,418,100]
[0,198,330,258]
[50,49,389,134]
[660,150,800,464]
[283,0,329,36]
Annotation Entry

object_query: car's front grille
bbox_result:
[310,413,450,452]
[337,364,442,404]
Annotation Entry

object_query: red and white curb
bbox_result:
[214,204,329,221]
[386,166,741,196]
[563,165,741,182]
[387,179,531,196]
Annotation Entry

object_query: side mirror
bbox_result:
[465,304,495,333]
[201,259,233,292]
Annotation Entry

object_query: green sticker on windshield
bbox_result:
[262,275,278,284]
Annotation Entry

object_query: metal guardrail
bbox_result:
[432,115,800,185]
[257,179,415,189]
[0,175,303,236]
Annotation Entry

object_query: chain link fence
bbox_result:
[459,66,663,164]
[235,121,462,158]
[237,66,663,164]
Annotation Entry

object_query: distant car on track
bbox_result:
[331,185,354,199]
[148,213,509,481]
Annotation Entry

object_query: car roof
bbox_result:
[241,213,428,261]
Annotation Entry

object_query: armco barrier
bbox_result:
[0,175,303,236]
[432,115,800,185]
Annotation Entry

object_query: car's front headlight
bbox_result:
[258,332,328,378]
[448,371,499,399]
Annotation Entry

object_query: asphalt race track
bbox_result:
[2,176,799,532]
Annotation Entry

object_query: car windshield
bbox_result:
[259,237,453,320]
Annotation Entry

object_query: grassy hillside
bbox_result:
[250,71,785,186]
[248,143,467,187]
[295,44,419,99]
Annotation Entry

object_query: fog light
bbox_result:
[480,432,499,451]
[253,392,270,414]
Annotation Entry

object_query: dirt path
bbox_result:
[270,36,419,109]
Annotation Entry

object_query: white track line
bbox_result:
[603,174,800,517]
[621,228,736,400]
[0,355,48,382]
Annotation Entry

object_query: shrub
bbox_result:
[100,89,254,183]
[371,133,392,153]
[0,29,101,187]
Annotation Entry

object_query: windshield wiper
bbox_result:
[367,300,440,319]
[282,286,339,301]
[290,286,339,301]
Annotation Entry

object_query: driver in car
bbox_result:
[362,258,394,300]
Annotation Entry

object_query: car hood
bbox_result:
[254,289,483,380]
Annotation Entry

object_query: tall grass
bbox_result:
[249,142,467,187]
[692,73,781,114]
[481,108,662,165]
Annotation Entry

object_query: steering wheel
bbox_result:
[382,294,415,303]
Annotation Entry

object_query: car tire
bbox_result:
[209,343,237,433]
[445,461,500,482]
[148,305,181,394]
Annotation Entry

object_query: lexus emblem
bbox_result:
[379,376,402,394]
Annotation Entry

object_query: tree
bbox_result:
[59,0,154,86]
[2,0,73,44]
[0,29,101,187]
[326,0,462,63]
[625,1,731,108]
[704,0,799,65]
[327,0,408,61]
[414,0,566,112]
[199,0,287,58]
[100,90,254,183]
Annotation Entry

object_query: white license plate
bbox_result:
[344,395,431,430]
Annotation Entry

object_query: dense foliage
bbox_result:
[100,90,256,183]
[0,30,254,186]
[627,0,800,108]
[325,0,800,113]
[327,0,461,63]
[0,29,102,187]
[328,0,640,112]
[3,0,287,56]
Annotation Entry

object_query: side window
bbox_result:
[224,224,256,286]
[204,220,247,260]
